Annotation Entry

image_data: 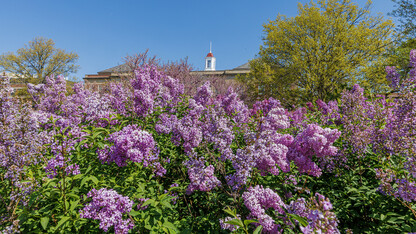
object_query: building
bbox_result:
[83,47,250,90]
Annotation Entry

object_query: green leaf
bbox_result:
[84,165,92,175]
[223,207,236,217]
[80,176,88,187]
[288,213,308,227]
[70,200,80,212]
[90,175,99,185]
[66,192,80,200]
[162,221,178,233]
[243,219,258,226]
[224,218,244,228]
[56,216,70,229]
[160,200,172,209]
[72,174,83,180]
[129,210,141,217]
[253,225,263,234]
[142,199,155,207]
[40,217,49,230]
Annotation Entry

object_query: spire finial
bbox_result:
[210,41,212,53]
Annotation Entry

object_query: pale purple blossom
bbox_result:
[79,188,134,234]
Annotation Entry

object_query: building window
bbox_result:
[207,60,211,68]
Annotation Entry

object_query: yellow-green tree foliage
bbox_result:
[239,0,395,106]
[0,37,79,84]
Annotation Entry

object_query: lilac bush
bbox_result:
[6,49,416,233]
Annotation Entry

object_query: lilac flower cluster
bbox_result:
[44,155,80,179]
[386,66,400,90]
[220,87,249,124]
[315,99,340,125]
[287,193,339,234]
[376,168,416,202]
[104,82,132,116]
[226,106,293,189]
[183,151,221,194]
[131,65,184,116]
[250,97,282,117]
[287,124,341,177]
[27,75,116,128]
[79,188,134,234]
[0,77,52,218]
[288,107,307,129]
[242,185,285,233]
[98,124,165,176]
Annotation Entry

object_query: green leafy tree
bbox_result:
[0,37,79,84]
[390,0,416,38]
[239,0,395,106]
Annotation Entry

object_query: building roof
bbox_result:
[98,63,131,74]
[206,52,214,57]
[232,62,250,70]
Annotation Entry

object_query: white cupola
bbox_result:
[204,42,216,71]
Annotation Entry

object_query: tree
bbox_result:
[239,0,395,106]
[390,0,416,38]
[0,37,79,84]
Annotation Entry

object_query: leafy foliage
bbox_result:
[239,0,395,106]
[0,37,79,84]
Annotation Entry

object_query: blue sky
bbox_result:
[0,0,397,80]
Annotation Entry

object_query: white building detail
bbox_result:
[204,42,216,71]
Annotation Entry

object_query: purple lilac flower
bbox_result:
[386,66,401,90]
[131,65,162,116]
[0,77,52,209]
[242,185,285,233]
[98,124,165,176]
[44,155,80,179]
[220,87,249,123]
[260,107,291,131]
[79,188,134,234]
[194,81,213,106]
[284,175,298,186]
[184,151,221,194]
[306,102,315,112]
[287,124,341,177]
[316,99,329,115]
[287,193,339,234]
[164,183,179,204]
[289,107,307,128]
[250,97,282,117]
[200,107,236,161]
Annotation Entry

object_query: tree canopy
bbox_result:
[390,0,416,38]
[239,0,395,106]
[0,37,79,84]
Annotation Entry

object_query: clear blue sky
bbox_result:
[0,0,397,81]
